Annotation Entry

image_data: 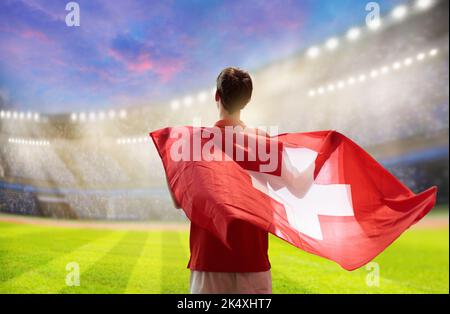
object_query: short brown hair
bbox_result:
[216,67,253,113]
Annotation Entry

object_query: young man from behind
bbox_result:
[169,67,272,294]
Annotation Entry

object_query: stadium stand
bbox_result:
[0,0,448,219]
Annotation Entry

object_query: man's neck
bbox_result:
[219,110,240,122]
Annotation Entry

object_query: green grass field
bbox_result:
[0,214,448,294]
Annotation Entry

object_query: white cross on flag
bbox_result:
[248,147,354,241]
[151,128,437,270]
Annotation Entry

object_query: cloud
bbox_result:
[108,33,184,81]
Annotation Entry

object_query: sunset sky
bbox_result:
[0,0,402,113]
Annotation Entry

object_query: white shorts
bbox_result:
[189,270,272,294]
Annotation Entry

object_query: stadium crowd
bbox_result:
[0,0,448,219]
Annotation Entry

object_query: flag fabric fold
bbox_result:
[150,127,437,270]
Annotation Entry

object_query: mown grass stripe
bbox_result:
[0,227,105,283]
[160,230,189,293]
[59,231,148,294]
[125,232,162,293]
[269,230,449,293]
[0,230,124,293]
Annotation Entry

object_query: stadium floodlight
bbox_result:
[337,81,345,89]
[429,48,438,57]
[325,38,339,50]
[5,111,11,119]
[183,96,193,107]
[308,90,316,97]
[119,109,127,119]
[26,112,32,120]
[416,52,426,61]
[19,112,24,120]
[391,5,408,20]
[108,110,116,119]
[89,112,96,121]
[358,74,367,82]
[33,113,40,122]
[393,61,402,70]
[0,110,4,118]
[381,66,390,74]
[70,113,77,121]
[79,112,86,121]
[327,84,335,91]
[170,99,180,110]
[416,0,434,10]
[370,69,379,78]
[12,111,18,119]
[317,87,325,94]
[347,27,361,41]
[404,58,413,66]
[307,46,320,59]
[348,77,356,85]
[99,111,105,120]
[197,91,208,103]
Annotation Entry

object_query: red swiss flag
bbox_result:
[150,127,437,270]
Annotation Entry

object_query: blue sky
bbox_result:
[0,0,403,113]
